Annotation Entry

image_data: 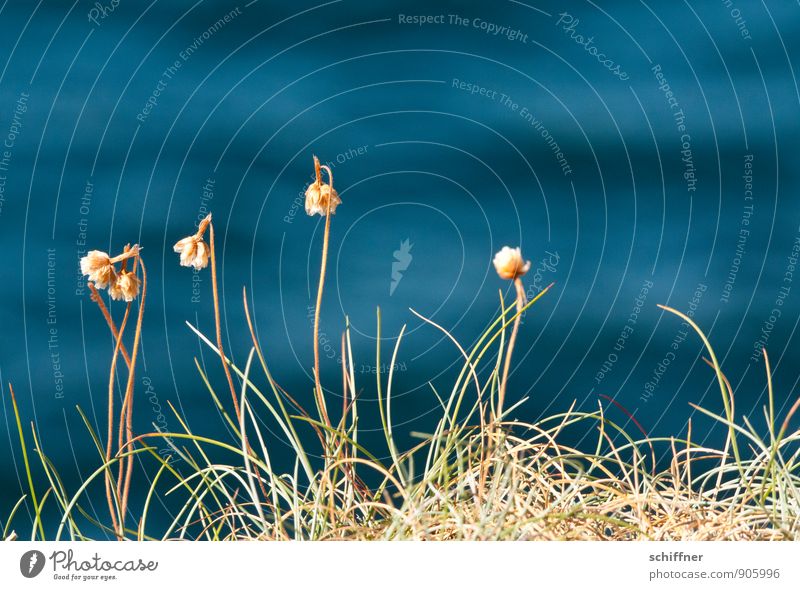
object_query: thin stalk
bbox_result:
[658,304,746,486]
[498,277,526,418]
[105,293,132,539]
[8,384,45,540]
[312,157,333,428]
[209,221,241,418]
[119,260,147,528]
[115,254,138,499]
[88,283,131,368]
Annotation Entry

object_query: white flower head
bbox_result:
[305,183,341,216]
[493,246,531,280]
[80,245,140,296]
[174,236,209,269]
[174,214,211,270]
[109,270,140,302]
[80,250,115,288]
[304,155,341,216]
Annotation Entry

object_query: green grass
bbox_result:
[3,284,800,541]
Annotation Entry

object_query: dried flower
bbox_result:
[493,246,531,280]
[174,236,209,269]
[174,214,211,269]
[80,250,116,288]
[305,156,340,216]
[109,270,140,302]
[80,244,141,305]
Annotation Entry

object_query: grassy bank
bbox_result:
[3,158,799,541]
[4,286,799,540]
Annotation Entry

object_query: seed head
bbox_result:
[305,155,341,216]
[493,246,531,280]
[174,214,211,270]
[174,236,209,269]
[109,270,140,302]
[80,250,116,288]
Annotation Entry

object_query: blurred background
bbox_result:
[1,0,799,535]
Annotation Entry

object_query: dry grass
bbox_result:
[3,282,799,541]
[2,158,799,541]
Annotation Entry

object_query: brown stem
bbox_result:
[109,245,140,265]
[205,229,270,523]
[105,298,132,539]
[341,330,348,428]
[209,222,241,418]
[196,213,212,239]
[119,260,147,528]
[498,277,526,419]
[116,251,136,499]
[312,160,333,428]
[241,288,323,446]
[313,154,322,185]
[88,283,131,369]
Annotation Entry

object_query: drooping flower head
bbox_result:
[109,269,141,302]
[80,250,116,288]
[305,155,341,216]
[493,246,531,281]
[80,245,140,290]
[174,213,211,270]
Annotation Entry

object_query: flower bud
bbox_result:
[493,246,531,280]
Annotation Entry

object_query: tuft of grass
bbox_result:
[2,163,798,541]
[3,281,800,541]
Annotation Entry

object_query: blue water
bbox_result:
[1,0,800,535]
